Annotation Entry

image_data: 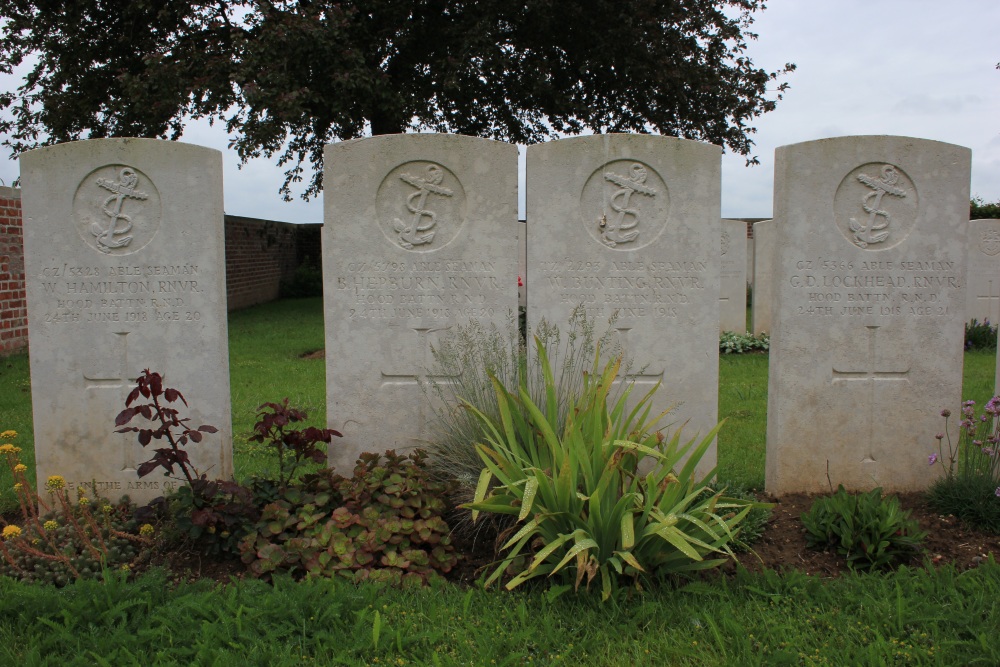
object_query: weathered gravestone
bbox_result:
[323,134,517,473]
[965,219,1000,325]
[766,136,970,494]
[21,139,232,503]
[527,135,720,476]
[751,219,776,335]
[720,219,748,332]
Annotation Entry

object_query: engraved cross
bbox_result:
[976,279,1000,324]
[380,326,459,434]
[613,325,666,390]
[83,331,139,471]
[831,325,909,471]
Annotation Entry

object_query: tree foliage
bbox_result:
[0,0,794,199]
[971,197,1000,220]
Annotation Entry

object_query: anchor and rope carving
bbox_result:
[599,163,657,247]
[92,167,149,253]
[393,164,454,249]
[849,164,907,248]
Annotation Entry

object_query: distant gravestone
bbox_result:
[751,220,776,335]
[527,135,720,476]
[720,219,748,332]
[323,134,518,473]
[766,136,970,494]
[21,139,232,504]
[965,219,1000,325]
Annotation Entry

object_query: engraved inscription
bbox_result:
[980,229,1000,256]
[537,257,706,320]
[376,161,467,252]
[580,160,669,251]
[720,230,731,256]
[834,163,917,251]
[787,257,960,317]
[35,263,205,324]
[336,258,503,320]
[831,325,909,470]
[74,165,161,255]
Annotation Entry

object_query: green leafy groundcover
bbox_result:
[2,563,999,665]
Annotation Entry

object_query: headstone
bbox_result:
[965,219,1000,325]
[527,135,720,476]
[766,136,970,494]
[751,220,776,334]
[720,219,748,332]
[20,139,232,504]
[323,134,518,473]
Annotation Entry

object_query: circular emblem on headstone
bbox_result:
[73,164,162,255]
[376,161,467,252]
[580,159,670,251]
[980,229,1000,256]
[833,162,918,251]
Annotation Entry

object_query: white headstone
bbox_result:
[21,139,232,504]
[323,134,518,473]
[751,220,776,335]
[965,219,1000,325]
[720,219,748,332]
[766,136,970,494]
[526,135,720,476]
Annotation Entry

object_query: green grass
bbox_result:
[227,297,327,481]
[1,562,998,665]
[1,297,998,510]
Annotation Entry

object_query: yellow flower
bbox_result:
[13,463,27,473]
[1,525,21,540]
[12,483,22,492]
[139,524,155,536]
[0,444,14,454]
[45,475,66,490]
[43,520,58,531]
[0,430,16,439]
[120,563,130,572]
[78,496,90,506]
[102,504,113,514]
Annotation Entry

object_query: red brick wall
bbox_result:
[224,216,319,311]
[0,186,26,357]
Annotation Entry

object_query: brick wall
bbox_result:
[0,186,26,356]
[224,216,320,311]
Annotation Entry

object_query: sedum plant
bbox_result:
[463,338,755,600]
[801,485,926,570]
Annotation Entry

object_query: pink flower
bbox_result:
[517,275,523,287]
[941,409,952,417]
[928,453,939,465]
[995,486,1000,498]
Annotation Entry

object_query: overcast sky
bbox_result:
[0,0,997,223]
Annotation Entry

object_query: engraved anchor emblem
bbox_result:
[600,163,657,247]
[393,164,454,249]
[849,164,907,249]
[93,167,149,253]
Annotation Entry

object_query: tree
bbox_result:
[0,0,794,200]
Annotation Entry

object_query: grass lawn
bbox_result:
[2,297,999,664]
